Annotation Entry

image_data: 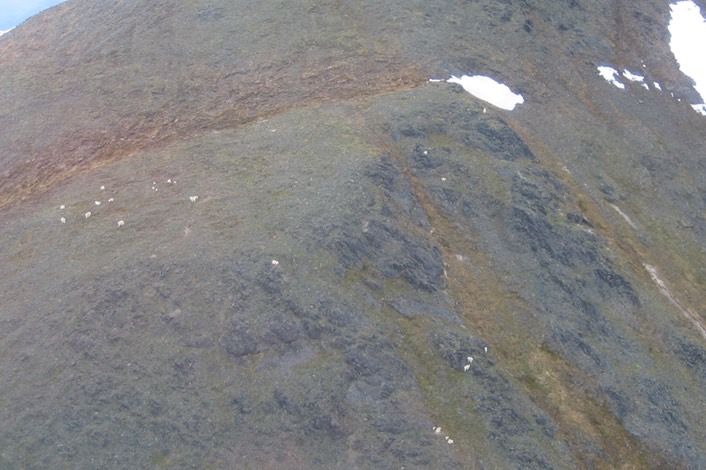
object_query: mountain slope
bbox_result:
[1,0,705,468]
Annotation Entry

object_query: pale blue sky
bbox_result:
[0,0,66,31]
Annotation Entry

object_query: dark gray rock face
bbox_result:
[332,217,445,292]
[1,0,706,469]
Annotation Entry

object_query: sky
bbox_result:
[595,1,706,116]
[669,0,706,104]
[439,1,705,115]
[0,0,66,32]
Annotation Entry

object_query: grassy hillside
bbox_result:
[1,0,705,468]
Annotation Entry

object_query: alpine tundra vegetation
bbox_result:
[0,0,705,468]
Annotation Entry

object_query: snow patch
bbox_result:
[609,203,637,230]
[436,75,524,110]
[597,66,625,89]
[599,66,654,91]
[645,263,706,340]
[622,70,645,82]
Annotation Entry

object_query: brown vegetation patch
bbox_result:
[0,57,426,210]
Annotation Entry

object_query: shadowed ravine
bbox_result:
[1,0,706,468]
